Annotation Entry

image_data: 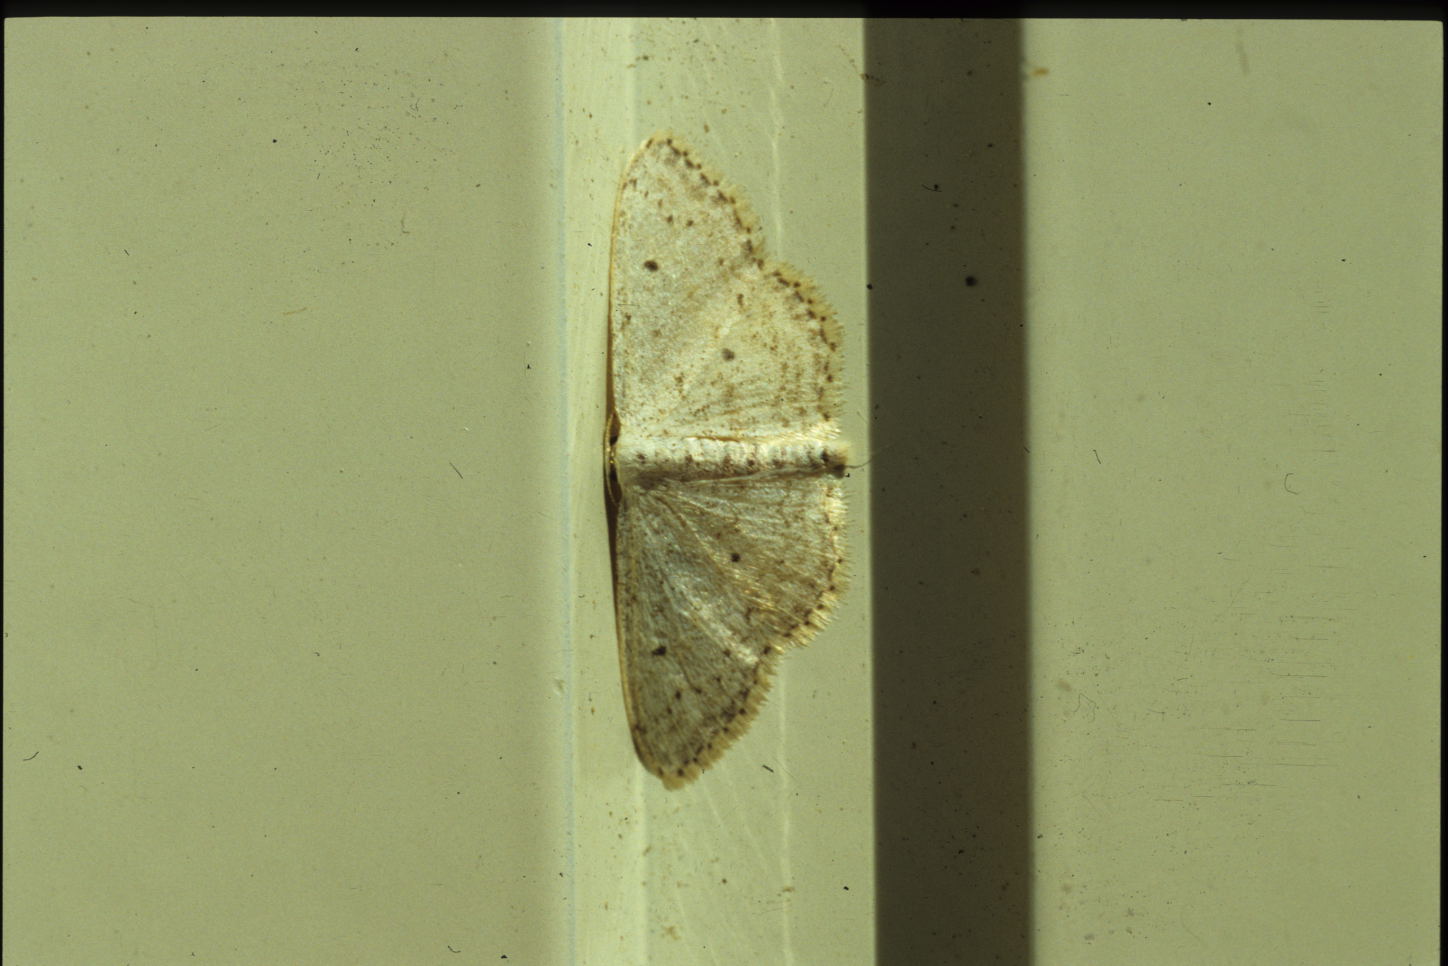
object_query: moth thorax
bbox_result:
[614,434,847,488]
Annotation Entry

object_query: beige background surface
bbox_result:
[1021,20,1440,964]
[4,17,1439,966]
[6,18,573,965]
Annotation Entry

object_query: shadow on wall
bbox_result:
[866,20,1032,966]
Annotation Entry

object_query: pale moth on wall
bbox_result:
[606,133,848,788]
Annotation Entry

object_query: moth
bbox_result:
[606,133,848,788]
